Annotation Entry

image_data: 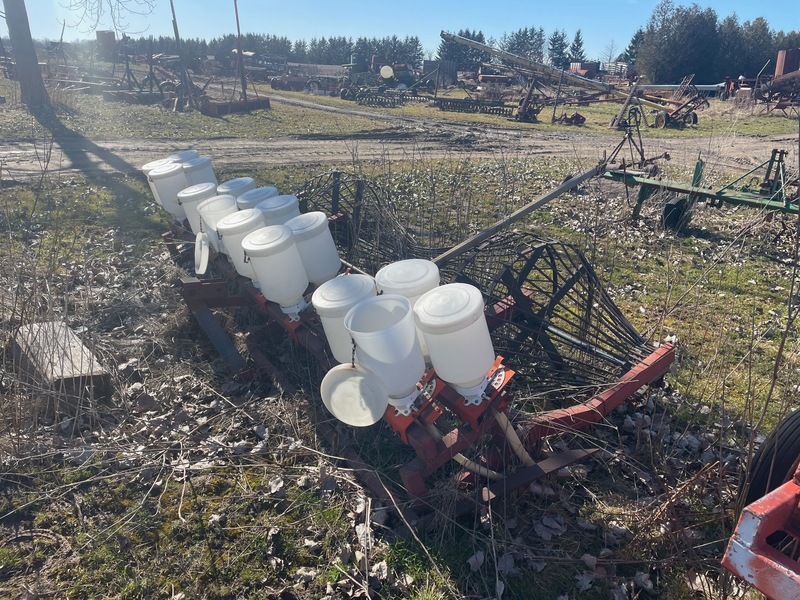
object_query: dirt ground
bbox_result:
[0,94,797,178]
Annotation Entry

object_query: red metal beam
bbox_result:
[517,344,674,442]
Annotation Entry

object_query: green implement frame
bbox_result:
[602,149,800,223]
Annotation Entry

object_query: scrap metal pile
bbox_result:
[438,31,709,127]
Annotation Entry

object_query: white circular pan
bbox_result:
[320,364,388,426]
[194,231,210,275]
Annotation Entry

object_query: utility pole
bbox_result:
[169,0,196,110]
[234,0,247,102]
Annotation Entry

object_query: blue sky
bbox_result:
[24,1,798,61]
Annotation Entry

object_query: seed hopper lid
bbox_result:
[239,186,279,204]
[241,225,294,256]
[141,157,174,174]
[217,177,255,195]
[148,161,185,180]
[320,364,388,426]
[182,156,212,172]
[414,283,485,334]
[284,211,329,241]
[376,259,440,300]
[216,208,265,236]
[312,274,376,318]
[178,182,217,202]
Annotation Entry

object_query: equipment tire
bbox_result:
[655,111,669,129]
[744,409,800,505]
[661,196,688,230]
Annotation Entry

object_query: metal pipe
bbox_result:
[493,410,535,467]
[234,0,247,103]
[433,163,605,267]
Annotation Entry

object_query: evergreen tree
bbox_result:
[437,29,491,71]
[740,17,774,77]
[619,29,644,67]
[499,26,545,63]
[547,29,569,69]
[292,40,307,62]
[775,30,800,54]
[569,30,587,64]
[636,1,719,83]
[325,36,353,65]
[717,15,744,77]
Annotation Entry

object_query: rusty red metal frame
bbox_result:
[722,467,800,599]
[518,344,674,441]
[170,205,675,508]
[178,265,673,504]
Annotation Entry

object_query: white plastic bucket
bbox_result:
[182,156,218,187]
[177,182,217,234]
[141,158,174,175]
[217,177,256,199]
[375,259,440,359]
[376,259,440,303]
[414,283,495,401]
[148,162,189,218]
[196,194,238,253]
[256,194,301,226]
[242,225,309,318]
[141,158,175,207]
[168,149,199,162]
[312,274,376,363]
[344,294,425,403]
[216,208,267,279]
[284,211,341,285]
[237,186,279,210]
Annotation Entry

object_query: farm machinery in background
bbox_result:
[337,54,433,107]
[603,141,800,600]
[603,146,800,228]
[438,31,709,128]
[754,48,800,114]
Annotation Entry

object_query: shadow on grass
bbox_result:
[26,102,168,246]
[30,103,137,175]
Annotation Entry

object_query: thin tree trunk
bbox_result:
[3,0,49,105]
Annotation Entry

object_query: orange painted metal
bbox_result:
[723,466,800,599]
[518,344,674,442]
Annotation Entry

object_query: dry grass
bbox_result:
[0,75,798,598]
